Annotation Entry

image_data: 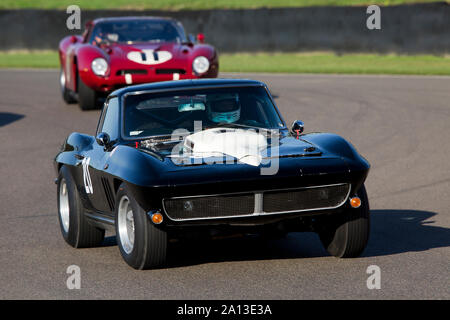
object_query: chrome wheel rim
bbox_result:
[60,70,66,91]
[59,179,70,233]
[118,196,135,254]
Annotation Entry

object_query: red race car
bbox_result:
[59,16,219,110]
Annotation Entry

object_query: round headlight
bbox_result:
[192,56,210,74]
[91,58,108,76]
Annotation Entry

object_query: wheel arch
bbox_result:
[113,178,123,195]
[75,44,108,90]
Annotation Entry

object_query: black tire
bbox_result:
[77,72,98,110]
[115,183,167,269]
[60,69,76,104]
[318,184,370,258]
[57,165,105,248]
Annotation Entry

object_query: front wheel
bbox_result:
[115,183,167,269]
[77,73,98,110]
[318,185,370,258]
[60,69,76,104]
[57,165,105,248]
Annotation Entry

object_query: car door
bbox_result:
[81,97,120,215]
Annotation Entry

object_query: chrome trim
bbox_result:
[58,178,70,233]
[162,183,351,222]
[117,195,135,254]
[254,193,263,214]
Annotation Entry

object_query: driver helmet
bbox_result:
[208,94,241,123]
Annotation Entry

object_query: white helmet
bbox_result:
[208,95,241,123]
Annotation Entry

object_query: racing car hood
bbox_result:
[105,42,189,65]
[180,128,327,166]
[114,127,370,199]
[140,128,324,166]
[134,128,364,189]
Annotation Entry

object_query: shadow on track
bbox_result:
[0,112,24,127]
[363,209,450,257]
[99,209,449,268]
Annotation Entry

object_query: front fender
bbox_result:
[59,35,83,54]
[190,44,219,77]
[54,132,95,176]
[303,133,360,160]
[76,45,110,88]
[303,132,370,192]
[106,146,168,187]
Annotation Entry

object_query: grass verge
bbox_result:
[0,51,448,76]
[0,0,446,10]
[220,52,450,76]
[0,51,59,68]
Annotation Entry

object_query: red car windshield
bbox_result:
[89,20,187,44]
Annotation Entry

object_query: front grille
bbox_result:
[155,68,186,75]
[116,69,147,76]
[263,184,350,213]
[162,184,350,221]
[164,194,254,221]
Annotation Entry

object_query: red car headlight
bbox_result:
[192,56,210,74]
[91,58,108,76]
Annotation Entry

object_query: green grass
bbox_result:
[0,51,59,68]
[220,52,450,75]
[0,51,449,76]
[0,0,446,10]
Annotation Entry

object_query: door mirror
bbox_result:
[291,120,304,136]
[196,33,205,43]
[96,132,110,147]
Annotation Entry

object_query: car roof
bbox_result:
[110,79,267,97]
[92,16,177,25]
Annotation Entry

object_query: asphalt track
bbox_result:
[0,70,449,299]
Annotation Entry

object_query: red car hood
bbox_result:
[105,42,187,66]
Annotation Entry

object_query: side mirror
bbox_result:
[70,35,78,44]
[96,132,110,147]
[291,120,304,136]
[196,33,205,43]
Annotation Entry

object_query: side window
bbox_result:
[99,97,119,140]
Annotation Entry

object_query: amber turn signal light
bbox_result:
[151,212,163,224]
[349,196,362,208]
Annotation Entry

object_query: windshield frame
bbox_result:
[119,84,287,141]
[89,19,188,45]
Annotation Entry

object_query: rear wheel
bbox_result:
[318,185,370,258]
[57,165,105,248]
[115,183,167,269]
[60,69,76,104]
[77,73,98,110]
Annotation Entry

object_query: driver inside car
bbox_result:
[92,24,117,45]
[207,95,241,124]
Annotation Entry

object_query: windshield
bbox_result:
[89,20,186,44]
[123,86,285,139]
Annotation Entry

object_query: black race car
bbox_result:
[54,79,370,269]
